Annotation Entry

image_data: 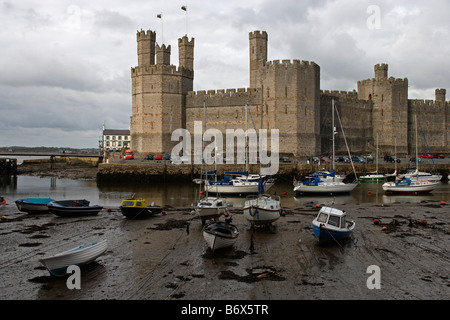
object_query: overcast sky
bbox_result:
[1,0,449,148]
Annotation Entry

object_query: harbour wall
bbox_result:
[97,162,450,183]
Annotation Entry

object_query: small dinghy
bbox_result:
[120,199,163,219]
[203,218,239,252]
[39,239,108,277]
[15,198,55,214]
[47,200,103,217]
[312,206,355,241]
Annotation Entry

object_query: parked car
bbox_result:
[320,157,332,163]
[145,154,154,160]
[163,154,171,160]
[312,156,320,164]
[384,155,401,163]
[280,156,291,163]
[154,154,163,160]
[409,157,421,163]
[351,156,366,163]
[432,153,445,159]
[362,154,375,163]
[420,154,432,159]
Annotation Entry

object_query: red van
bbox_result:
[124,149,134,160]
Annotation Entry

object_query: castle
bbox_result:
[130,29,449,158]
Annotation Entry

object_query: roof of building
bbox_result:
[103,129,130,135]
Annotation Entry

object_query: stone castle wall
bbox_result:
[130,29,449,158]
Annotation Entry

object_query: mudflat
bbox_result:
[0,200,448,301]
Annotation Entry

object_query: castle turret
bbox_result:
[358,63,409,154]
[435,88,446,102]
[374,63,388,81]
[249,31,268,88]
[156,44,171,65]
[137,29,156,66]
[179,35,194,71]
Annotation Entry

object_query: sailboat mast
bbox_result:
[376,133,378,174]
[332,99,336,180]
[203,101,208,198]
[245,103,248,174]
[415,114,419,173]
[260,85,264,173]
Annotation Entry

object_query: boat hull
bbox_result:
[312,224,353,240]
[15,198,54,214]
[206,181,275,195]
[39,240,108,277]
[203,222,239,251]
[382,181,439,194]
[243,195,281,225]
[48,200,103,217]
[120,206,163,219]
[294,182,358,194]
[360,175,386,182]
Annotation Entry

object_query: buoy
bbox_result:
[162,210,166,215]
[107,208,112,212]
[1,216,6,220]
[315,204,321,208]
[440,201,446,205]
[420,219,427,226]
[283,192,287,196]
[281,210,286,217]
[368,191,372,195]
[200,191,204,195]
[373,219,380,225]
[381,226,387,231]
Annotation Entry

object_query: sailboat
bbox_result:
[206,100,275,195]
[243,177,282,226]
[294,99,358,195]
[382,115,439,194]
[360,133,386,182]
[194,102,228,225]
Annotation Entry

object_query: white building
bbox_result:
[102,125,131,152]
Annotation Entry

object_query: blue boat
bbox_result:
[15,198,55,214]
[312,206,355,241]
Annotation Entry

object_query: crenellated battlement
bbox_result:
[249,30,268,39]
[136,29,156,40]
[263,59,319,70]
[321,89,358,98]
[131,64,193,78]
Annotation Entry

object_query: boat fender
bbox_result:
[373,219,380,225]
[107,208,112,212]
[2,199,5,205]
[162,210,166,215]
[381,226,387,231]
[440,201,446,205]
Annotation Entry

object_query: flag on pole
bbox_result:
[181,5,187,11]
[157,13,162,18]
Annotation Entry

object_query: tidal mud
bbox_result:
[0,201,448,300]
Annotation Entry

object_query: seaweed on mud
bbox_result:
[149,219,188,230]
[219,266,286,283]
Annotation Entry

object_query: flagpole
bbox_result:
[182,5,188,35]
[157,13,163,44]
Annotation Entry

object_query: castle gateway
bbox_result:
[130,30,449,158]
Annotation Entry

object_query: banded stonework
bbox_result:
[130,29,449,158]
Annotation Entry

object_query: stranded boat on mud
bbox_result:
[15,198,55,214]
[47,199,103,217]
[203,219,239,251]
[39,239,108,277]
[120,199,164,219]
[312,206,355,241]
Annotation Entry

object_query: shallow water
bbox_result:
[1,175,449,208]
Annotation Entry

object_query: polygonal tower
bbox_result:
[130,30,194,156]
